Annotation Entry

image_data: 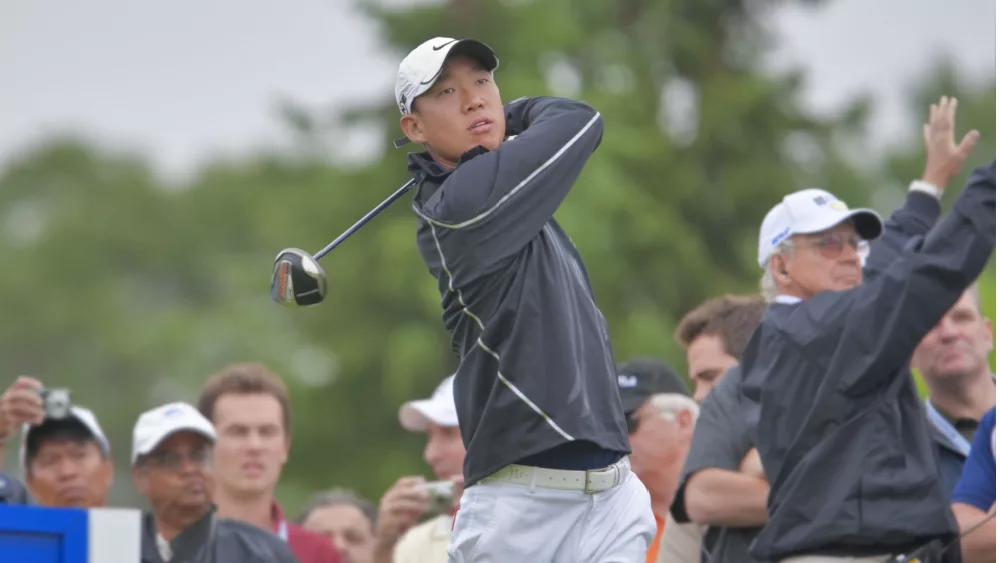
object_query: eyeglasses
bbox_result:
[805,232,869,260]
[143,448,211,470]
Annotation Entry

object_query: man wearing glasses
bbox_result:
[616,358,703,563]
[741,98,992,561]
[132,402,297,563]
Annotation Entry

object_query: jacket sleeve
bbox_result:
[863,190,941,279]
[827,161,995,396]
[417,96,604,272]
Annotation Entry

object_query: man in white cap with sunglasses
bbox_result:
[395,36,655,562]
[133,402,297,563]
[741,98,992,563]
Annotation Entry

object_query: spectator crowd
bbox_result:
[0,91,994,563]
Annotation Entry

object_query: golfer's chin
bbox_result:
[469,131,505,152]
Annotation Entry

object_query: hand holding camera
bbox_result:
[0,376,72,441]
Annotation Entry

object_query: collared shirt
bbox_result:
[393,513,452,563]
[156,533,172,562]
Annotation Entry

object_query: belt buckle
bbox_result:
[584,464,619,495]
[584,468,599,494]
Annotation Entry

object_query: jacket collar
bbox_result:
[142,504,217,562]
[406,146,491,183]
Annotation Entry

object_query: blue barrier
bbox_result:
[0,505,140,562]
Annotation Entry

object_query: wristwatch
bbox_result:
[908,180,944,200]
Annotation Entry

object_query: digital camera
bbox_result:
[39,388,72,420]
[418,480,455,515]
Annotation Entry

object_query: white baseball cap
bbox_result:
[394,37,499,116]
[19,405,111,471]
[757,188,883,268]
[398,374,459,431]
[131,402,217,465]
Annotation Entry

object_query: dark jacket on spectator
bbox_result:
[140,506,298,563]
[740,162,996,560]
[0,471,32,505]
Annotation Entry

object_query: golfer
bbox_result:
[394,36,656,562]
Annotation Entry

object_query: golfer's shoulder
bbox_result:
[418,155,501,225]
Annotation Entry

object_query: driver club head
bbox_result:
[271,248,328,307]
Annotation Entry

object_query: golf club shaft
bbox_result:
[313,179,417,260]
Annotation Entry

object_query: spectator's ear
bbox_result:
[981,317,994,352]
[131,466,148,496]
[676,409,695,433]
[98,457,114,491]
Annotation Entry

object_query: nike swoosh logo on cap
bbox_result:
[432,39,458,51]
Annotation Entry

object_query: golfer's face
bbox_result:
[405,55,505,166]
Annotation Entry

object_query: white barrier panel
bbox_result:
[0,504,141,563]
[90,508,142,562]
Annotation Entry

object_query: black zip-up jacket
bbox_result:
[740,162,996,560]
[409,96,630,484]
[140,506,299,563]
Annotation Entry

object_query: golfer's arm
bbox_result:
[437,99,603,261]
[952,502,995,563]
[684,468,769,527]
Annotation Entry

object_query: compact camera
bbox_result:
[39,388,72,420]
[418,480,455,514]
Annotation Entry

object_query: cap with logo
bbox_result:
[19,405,111,472]
[398,374,459,431]
[392,37,500,149]
[131,402,217,465]
[757,188,884,268]
[617,358,690,414]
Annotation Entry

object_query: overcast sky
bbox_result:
[2,0,995,180]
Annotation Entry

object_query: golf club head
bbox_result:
[271,248,327,307]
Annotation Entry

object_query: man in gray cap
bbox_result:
[617,357,704,563]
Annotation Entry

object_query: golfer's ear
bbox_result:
[400,114,427,145]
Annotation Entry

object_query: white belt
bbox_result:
[478,456,630,494]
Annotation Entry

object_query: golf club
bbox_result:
[271,178,417,307]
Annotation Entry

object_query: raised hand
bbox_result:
[922,96,980,189]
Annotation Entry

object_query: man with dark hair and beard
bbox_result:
[132,402,297,563]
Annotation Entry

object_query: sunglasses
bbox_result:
[805,232,869,261]
[144,447,211,470]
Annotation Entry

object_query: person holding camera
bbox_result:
[0,375,113,509]
[373,374,465,563]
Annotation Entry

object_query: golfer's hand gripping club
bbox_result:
[270,179,417,307]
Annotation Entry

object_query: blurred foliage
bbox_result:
[0,0,994,512]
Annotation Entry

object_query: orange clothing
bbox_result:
[646,514,666,563]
